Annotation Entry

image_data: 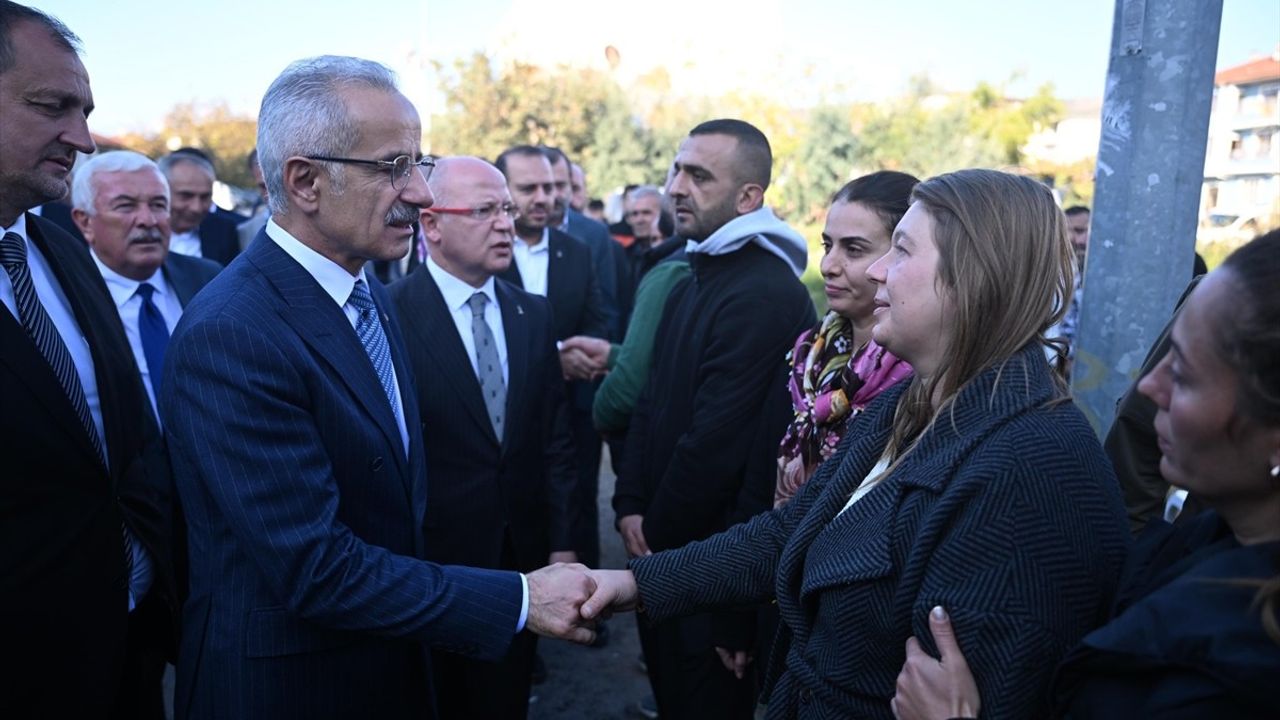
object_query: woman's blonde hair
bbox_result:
[887,169,1076,459]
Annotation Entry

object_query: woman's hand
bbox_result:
[891,606,981,720]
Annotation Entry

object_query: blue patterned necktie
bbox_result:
[135,282,169,400]
[468,292,505,439]
[0,231,106,466]
[347,280,401,426]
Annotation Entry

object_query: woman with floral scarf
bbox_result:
[775,171,918,506]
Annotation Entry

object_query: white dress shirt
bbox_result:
[511,227,550,297]
[265,219,410,455]
[91,251,184,421]
[425,256,509,386]
[2,214,153,609]
[168,229,202,258]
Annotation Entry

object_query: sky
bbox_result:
[40,0,1280,137]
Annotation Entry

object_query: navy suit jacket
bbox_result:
[161,230,523,720]
[565,208,629,340]
[499,227,608,343]
[388,268,576,571]
[1,214,163,716]
[631,344,1132,719]
[163,252,222,306]
[196,213,241,267]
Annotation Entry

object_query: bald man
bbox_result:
[388,156,577,719]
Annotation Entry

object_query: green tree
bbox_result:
[117,101,258,187]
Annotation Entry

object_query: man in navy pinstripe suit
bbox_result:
[160,55,598,720]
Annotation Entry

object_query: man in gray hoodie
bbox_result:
[612,119,815,720]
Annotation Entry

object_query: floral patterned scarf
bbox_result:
[775,311,912,507]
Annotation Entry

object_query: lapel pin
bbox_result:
[555,250,563,258]
[517,305,524,315]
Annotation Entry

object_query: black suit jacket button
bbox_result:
[370,457,384,472]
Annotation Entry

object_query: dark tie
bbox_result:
[0,231,105,466]
[468,292,505,439]
[135,283,169,399]
[347,280,402,426]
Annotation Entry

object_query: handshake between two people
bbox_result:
[522,563,640,644]
[558,336,611,382]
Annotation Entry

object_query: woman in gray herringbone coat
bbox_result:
[581,169,1132,719]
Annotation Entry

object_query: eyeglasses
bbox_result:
[304,154,435,190]
[430,202,520,222]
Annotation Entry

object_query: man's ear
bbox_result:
[282,157,323,214]
[735,183,765,215]
[71,207,95,244]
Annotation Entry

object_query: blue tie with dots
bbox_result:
[135,283,169,400]
[468,292,505,440]
[347,280,402,427]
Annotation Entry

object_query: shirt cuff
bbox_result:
[516,573,530,633]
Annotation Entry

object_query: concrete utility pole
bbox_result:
[1073,0,1223,436]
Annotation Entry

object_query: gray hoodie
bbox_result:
[684,206,808,277]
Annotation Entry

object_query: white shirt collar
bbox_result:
[425,255,497,312]
[90,250,168,308]
[2,213,30,239]
[517,227,550,255]
[265,218,367,307]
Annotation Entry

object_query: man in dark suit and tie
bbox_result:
[495,145,610,575]
[388,156,578,718]
[160,55,598,720]
[0,4,172,716]
[157,151,240,266]
[69,147,220,718]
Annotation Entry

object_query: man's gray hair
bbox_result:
[257,55,400,216]
[71,151,169,216]
[157,152,216,183]
[629,185,662,204]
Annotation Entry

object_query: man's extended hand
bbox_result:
[525,563,598,645]
[617,514,651,558]
[559,346,605,381]
[561,336,612,369]
[579,569,640,621]
[548,550,578,565]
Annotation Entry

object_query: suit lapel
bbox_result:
[495,280,528,452]
[545,231,567,320]
[399,269,499,446]
[24,215,137,478]
[245,238,411,478]
[497,258,524,290]
[163,256,197,306]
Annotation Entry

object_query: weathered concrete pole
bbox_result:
[1072,0,1223,435]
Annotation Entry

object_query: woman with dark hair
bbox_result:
[582,169,1131,719]
[891,230,1280,719]
[775,171,917,507]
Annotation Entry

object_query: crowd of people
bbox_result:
[1,2,1277,719]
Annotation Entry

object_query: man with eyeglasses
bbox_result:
[160,57,600,720]
[387,155,578,718]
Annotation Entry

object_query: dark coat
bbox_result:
[1,214,168,716]
[195,212,241,267]
[565,208,630,339]
[631,344,1132,719]
[388,267,576,571]
[1052,511,1280,718]
[162,231,523,720]
[498,226,607,343]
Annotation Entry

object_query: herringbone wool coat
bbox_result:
[631,344,1132,719]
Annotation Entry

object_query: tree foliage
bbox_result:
[115,101,258,187]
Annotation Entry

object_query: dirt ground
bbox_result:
[530,449,654,720]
